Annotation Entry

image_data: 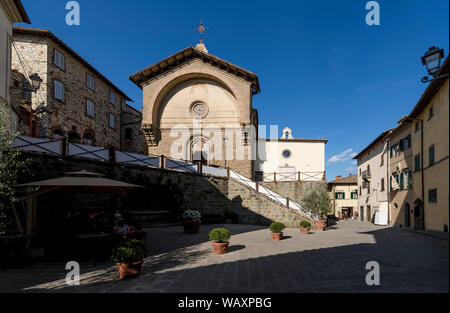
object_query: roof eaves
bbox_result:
[13,26,132,102]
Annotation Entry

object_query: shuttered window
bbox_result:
[109,114,115,129]
[53,49,65,70]
[86,99,95,117]
[86,74,95,90]
[400,172,404,190]
[109,91,116,104]
[414,155,421,172]
[429,145,435,166]
[53,80,64,101]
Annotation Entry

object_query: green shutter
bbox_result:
[335,192,338,199]
[400,172,404,190]
[342,193,345,199]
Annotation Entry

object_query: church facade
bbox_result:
[129,43,260,178]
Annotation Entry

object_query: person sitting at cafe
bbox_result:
[113,219,130,238]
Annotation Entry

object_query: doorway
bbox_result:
[190,137,209,167]
[404,203,411,228]
[414,199,424,230]
[367,206,371,223]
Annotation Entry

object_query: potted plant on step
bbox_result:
[300,220,312,234]
[111,239,147,280]
[209,228,230,255]
[183,209,202,234]
[301,187,333,231]
[269,222,285,241]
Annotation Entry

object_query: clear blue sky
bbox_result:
[18,0,449,180]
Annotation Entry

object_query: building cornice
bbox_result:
[0,0,30,24]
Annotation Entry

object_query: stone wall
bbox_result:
[122,104,144,154]
[27,153,311,228]
[228,179,314,228]
[259,181,326,205]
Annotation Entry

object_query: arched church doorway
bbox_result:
[189,137,209,167]
[414,199,424,230]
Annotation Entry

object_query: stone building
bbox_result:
[328,174,358,219]
[122,103,144,153]
[256,127,327,182]
[409,56,448,233]
[0,0,29,131]
[354,129,392,225]
[129,42,260,179]
[10,26,142,152]
[386,117,414,229]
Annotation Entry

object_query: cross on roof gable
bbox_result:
[129,46,260,94]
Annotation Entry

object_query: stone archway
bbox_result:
[188,136,210,166]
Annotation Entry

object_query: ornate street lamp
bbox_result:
[421,46,446,83]
[29,73,42,91]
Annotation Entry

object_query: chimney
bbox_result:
[336,175,342,180]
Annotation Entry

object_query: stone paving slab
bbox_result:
[0,221,448,293]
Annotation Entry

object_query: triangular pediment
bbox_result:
[129,46,260,94]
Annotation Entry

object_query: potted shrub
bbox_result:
[269,222,285,241]
[301,187,333,231]
[111,239,147,280]
[300,220,312,234]
[182,209,202,234]
[224,210,239,224]
[209,228,230,255]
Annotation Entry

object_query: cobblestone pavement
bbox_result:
[0,220,448,293]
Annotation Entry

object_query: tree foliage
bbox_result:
[301,186,333,221]
[0,106,40,235]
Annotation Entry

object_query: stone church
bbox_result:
[129,33,260,179]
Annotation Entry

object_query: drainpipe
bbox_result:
[386,139,391,226]
[120,99,123,150]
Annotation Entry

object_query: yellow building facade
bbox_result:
[410,57,449,232]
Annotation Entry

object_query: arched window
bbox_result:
[83,133,95,145]
[52,128,64,138]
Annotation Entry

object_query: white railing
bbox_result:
[68,143,109,161]
[12,136,62,155]
[229,169,315,219]
[116,150,160,167]
[12,135,315,218]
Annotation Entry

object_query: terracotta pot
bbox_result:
[183,219,201,234]
[271,232,283,241]
[212,242,229,255]
[314,220,327,231]
[300,227,310,234]
[116,260,143,280]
